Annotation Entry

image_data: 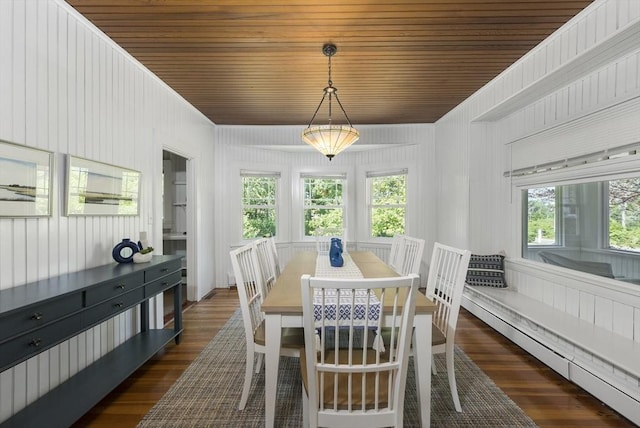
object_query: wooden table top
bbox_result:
[262,251,435,315]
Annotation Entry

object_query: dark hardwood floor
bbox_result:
[74,287,634,427]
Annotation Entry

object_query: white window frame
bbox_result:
[300,173,347,239]
[240,170,280,240]
[366,169,408,239]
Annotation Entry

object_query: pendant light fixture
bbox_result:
[302,44,359,161]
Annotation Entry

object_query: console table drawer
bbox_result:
[82,287,145,328]
[0,294,83,344]
[144,258,181,282]
[0,313,82,371]
[145,270,182,298]
[85,272,145,307]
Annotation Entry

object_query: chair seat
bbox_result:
[381,323,446,348]
[254,322,306,348]
[300,349,393,409]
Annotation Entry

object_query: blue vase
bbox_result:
[329,238,344,267]
[112,238,139,263]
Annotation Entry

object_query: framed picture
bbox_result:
[66,155,141,216]
[0,139,53,217]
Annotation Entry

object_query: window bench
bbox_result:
[462,279,640,426]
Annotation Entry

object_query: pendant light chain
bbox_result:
[301,43,360,160]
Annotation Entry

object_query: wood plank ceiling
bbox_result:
[66,0,594,126]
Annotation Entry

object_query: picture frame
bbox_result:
[65,155,141,216]
[0,139,53,217]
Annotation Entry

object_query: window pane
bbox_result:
[242,176,277,239]
[370,174,406,237]
[303,177,344,236]
[304,208,343,236]
[371,207,405,237]
[609,178,640,252]
[304,178,342,206]
[243,208,276,239]
[527,187,557,245]
[372,175,405,205]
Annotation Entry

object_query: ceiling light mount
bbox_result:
[302,43,359,161]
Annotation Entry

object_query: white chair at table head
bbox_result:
[299,274,419,428]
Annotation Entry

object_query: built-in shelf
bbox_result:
[173,202,187,206]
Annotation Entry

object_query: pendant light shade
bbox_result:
[302,44,359,161]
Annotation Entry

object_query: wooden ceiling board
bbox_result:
[66,0,594,125]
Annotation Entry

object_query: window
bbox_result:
[241,171,279,239]
[302,174,345,236]
[525,186,559,246]
[522,176,640,281]
[368,170,407,238]
[608,177,640,251]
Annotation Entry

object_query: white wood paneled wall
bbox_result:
[0,0,215,422]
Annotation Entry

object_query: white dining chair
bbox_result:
[254,238,279,295]
[388,234,405,272]
[396,236,425,276]
[229,243,304,410]
[314,227,346,254]
[424,242,471,412]
[267,236,281,277]
[300,274,419,428]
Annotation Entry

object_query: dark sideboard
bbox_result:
[0,255,183,427]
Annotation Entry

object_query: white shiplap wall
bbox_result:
[0,0,216,422]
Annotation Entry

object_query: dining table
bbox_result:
[261,250,436,427]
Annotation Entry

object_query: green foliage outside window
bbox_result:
[370,174,406,237]
[527,187,556,244]
[242,176,276,239]
[609,178,640,251]
[304,178,343,236]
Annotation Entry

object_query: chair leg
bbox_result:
[239,348,255,410]
[431,354,437,375]
[445,346,462,412]
[302,385,309,428]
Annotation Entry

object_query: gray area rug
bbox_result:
[138,309,537,427]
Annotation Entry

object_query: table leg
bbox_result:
[264,313,282,428]
[413,313,432,427]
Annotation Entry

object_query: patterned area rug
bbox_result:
[138,309,537,427]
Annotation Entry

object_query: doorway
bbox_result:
[162,150,190,321]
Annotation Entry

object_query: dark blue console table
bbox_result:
[0,255,183,427]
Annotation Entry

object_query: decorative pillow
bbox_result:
[466,254,507,288]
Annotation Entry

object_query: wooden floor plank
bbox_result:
[74,287,634,427]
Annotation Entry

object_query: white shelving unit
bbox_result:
[163,153,188,285]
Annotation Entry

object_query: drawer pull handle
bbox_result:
[114,302,124,308]
[29,338,42,347]
[160,268,169,273]
[116,284,126,289]
[31,312,43,321]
